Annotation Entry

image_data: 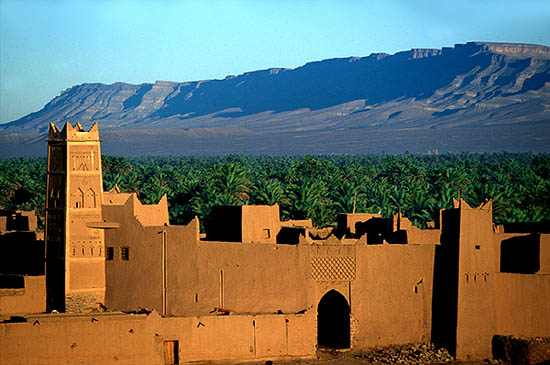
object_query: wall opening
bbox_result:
[74,188,84,209]
[317,289,350,349]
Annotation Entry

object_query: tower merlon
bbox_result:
[48,122,100,142]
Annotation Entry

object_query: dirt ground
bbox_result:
[230,346,504,365]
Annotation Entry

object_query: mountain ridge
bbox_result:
[1,41,549,156]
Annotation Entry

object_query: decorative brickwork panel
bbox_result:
[311,256,356,281]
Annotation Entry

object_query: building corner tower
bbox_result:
[45,122,106,312]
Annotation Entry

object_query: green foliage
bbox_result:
[0,157,47,229]
[1,153,549,230]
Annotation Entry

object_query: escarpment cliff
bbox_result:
[2,41,549,155]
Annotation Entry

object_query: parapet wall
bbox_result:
[0,311,315,364]
[0,276,46,316]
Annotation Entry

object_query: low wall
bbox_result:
[495,273,550,337]
[0,311,316,364]
[0,276,46,316]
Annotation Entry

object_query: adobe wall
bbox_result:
[102,214,165,312]
[455,203,497,361]
[540,234,550,274]
[168,237,313,316]
[156,312,316,362]
[132,195,169,227]
[103,195,438,351]
[495,273,550,338]
[0,311,315,364]
[352,244,436,348]
[280,219,312,227]
[398,217,441,244]
[0,276,46,315]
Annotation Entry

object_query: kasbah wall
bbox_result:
[0,122,549,364]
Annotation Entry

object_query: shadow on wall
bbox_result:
[500,234,540,274]
[354,218,407,244]
[431,209,460,357]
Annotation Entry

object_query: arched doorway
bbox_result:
[317,290,350,349]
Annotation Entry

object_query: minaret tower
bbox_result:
[45,122,105,312]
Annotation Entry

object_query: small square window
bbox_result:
[121,247,129,261]
[106,247,114,261]
[475,244,481,250]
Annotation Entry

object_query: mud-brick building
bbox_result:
[0,210,45,316]
[1,122,549,364]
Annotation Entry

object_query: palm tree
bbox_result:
[331,179,364,213]
[289,178,333,227]
[251,178,290,208]
[211,162,251,204]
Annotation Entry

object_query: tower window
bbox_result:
[106,247,114,260]
[121,247,130,261]
[91,247,94,256]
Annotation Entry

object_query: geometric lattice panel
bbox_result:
[311,256,356,281]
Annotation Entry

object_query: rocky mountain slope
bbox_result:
[1,42,549,156]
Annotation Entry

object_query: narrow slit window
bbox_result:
[121,246,129,261]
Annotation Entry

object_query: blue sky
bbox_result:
[1,0,549,124]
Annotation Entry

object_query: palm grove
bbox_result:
[1,153,549,230]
